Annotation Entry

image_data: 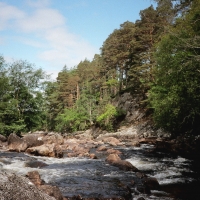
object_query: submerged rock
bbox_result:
[25,160,48,168]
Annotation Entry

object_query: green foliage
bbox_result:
[55,107,88,132]
[148,0,200,134]
[0,58,47,136]
[96,104,125,131]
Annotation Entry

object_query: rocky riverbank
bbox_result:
[0,124,200,200]
[0,125,160,200]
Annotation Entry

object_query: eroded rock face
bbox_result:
[0,171,55,200]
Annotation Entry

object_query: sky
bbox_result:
[0,0,156,79]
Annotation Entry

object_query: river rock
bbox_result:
[27,171,63,200]
[0,134,7,142]
[25,160,48,168]
[27,171,45,186]
[101,137,121,146]
[142,177,160,190]
[43,132,64,145]
[26,143,63,158]
[106,154,138,172]
[0,171,55,200]
[97,145,107,151]
[112,160,139,171]
[106,148,122,155]
[89,153,97,159]
[73,144,90,156]
[106,153,121,163]
[23,134,44,148]
[7,133,28,152]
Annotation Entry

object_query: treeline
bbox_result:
[0,0,200,136]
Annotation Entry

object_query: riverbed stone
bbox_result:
[106,153,138,172]
[23,133,44,148]
[0,134,7,142]
[8,133,28,152]
[25,160,48,168]
[89,153,97,159]
[26,143,63,158]
[27,171,44,186]
[106,153,121,163]
[101,136,121,146]
[112,160,139,171]
[106,148,122,155]
[43,132,64,145]
[142,177,160,190]
[97,145,107,151]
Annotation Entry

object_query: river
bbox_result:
[0,143,200,199]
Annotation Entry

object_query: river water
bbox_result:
[0,144,200,199]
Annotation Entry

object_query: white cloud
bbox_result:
[0,2,24,30]
[17,8,66,33]
[0,0,98,78]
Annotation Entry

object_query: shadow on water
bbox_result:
[41,159,141,199]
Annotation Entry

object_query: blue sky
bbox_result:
[0,0,156,79]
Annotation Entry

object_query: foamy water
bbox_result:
[125,144,194,185]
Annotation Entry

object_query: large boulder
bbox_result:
[7,133,28,152]
[101,137,121,146]
[0,134,7,142]
[0,171,55,200]
[142,177,160,190]
[26,144,63,158]
[43,132,64,145]
[106,153,139,172]
[106,153,121,163]
[23,134,44,148]
[112,160,139,171]
[27,171,44,186]
[7,133,45,152]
